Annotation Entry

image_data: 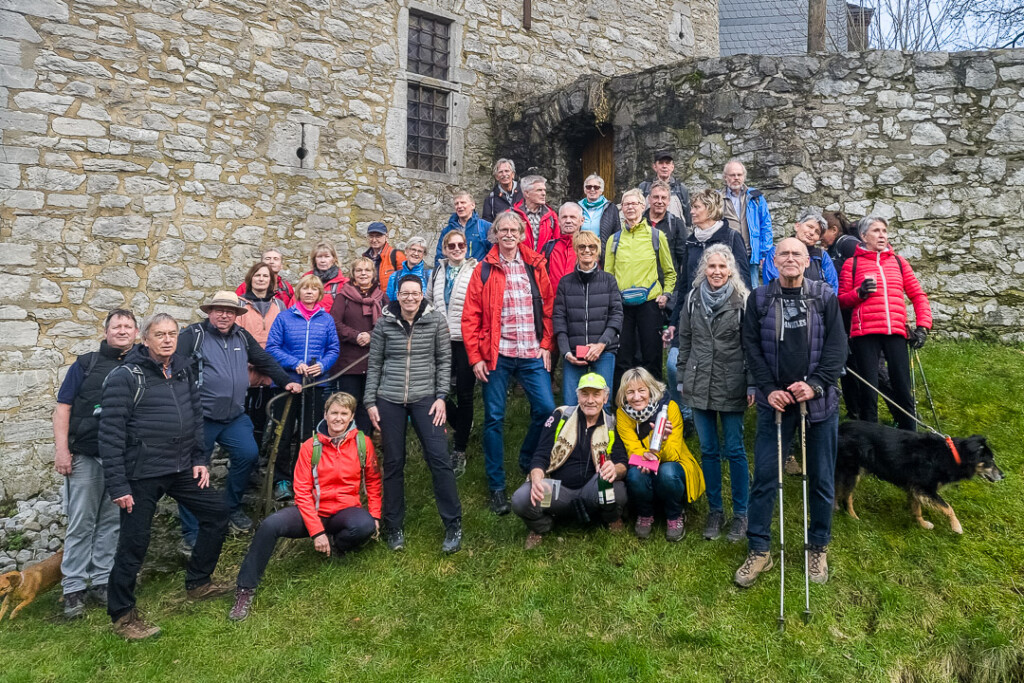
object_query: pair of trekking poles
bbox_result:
[774,402,811,632]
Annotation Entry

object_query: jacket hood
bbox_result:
[383,298,433,323]
[315,419,356,445]
[446,212,480,230]
[99,339,135,360]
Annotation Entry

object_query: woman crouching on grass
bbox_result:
[229,392,380,621]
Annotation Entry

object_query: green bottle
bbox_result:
[597,449,614,505]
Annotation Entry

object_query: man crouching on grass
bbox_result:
[511,373,627,549]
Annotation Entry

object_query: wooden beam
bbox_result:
[523,0,531,30]
[807,0,827,52]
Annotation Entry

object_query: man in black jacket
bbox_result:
[177,292,301,545]
[100,313,232,640]
[481,158,523,222]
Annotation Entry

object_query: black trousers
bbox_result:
[615,299,664,393]
[107,470,228,621]
[333,374,373,435]
[236,505,375,589]
[446,341,476,452]
[376,396,462,532]
[273,386,325,483]
[850,334,916,431]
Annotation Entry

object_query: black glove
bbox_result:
[857,279,877,300]
[910,326,928,349]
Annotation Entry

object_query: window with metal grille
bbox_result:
[407,83,449,173]
[408,12,450,80]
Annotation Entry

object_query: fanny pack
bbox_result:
[621,283,654,306]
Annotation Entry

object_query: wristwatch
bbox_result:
[810,383,824,398]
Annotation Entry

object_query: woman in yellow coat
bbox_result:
[613,366,704,541]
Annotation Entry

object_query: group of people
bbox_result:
[51,153,933,639]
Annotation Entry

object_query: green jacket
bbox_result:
[604,218,677,300]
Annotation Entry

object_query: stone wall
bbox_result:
[0,0,719,505]
[494,50,1024,342]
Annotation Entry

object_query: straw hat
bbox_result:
[199,291,249,315]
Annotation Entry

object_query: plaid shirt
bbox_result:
[524,207,543,247]
[498,252,539,358]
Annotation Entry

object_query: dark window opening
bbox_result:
[408,12,450,80]
[407,84,449,173]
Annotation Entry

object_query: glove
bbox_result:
[856,279,877,299]
[910,326,928,349]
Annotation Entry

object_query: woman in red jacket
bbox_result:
[228,392,380,621]
[837,216,932,430]
[304,241,349,312]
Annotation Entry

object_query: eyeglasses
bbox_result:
[576,245,598,252]
[584,185,601,191]
[777,251,805,260]
[496,227,519,235]
[398,291,422,299]
[446,242,466,250]
[621,201,644,207]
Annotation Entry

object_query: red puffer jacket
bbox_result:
[512,201,560,252]
[543,232,577,293]
[294,427,381,538]
[837,245,932,338]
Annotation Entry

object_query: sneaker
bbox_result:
[273,480,293,501]
[726,515,748,543]
[524,531,544,550]
[608,519,625,534]
[63,590,87,620]
[451,450,467,479]
[808,545,829,584]
[178,537,195,560]
[441,523,462,554]
[784,454,802,476]
[229,509,253,533]
[489,489,510,516]
[186,581,233,601]
[734,551,774,588]
[228,588,255,622]
[112,609,161,641]
[703,510,725,540]
[666,515,686,542]
[386,528,405,551]
[87,584,108,606]
[634,515,654,540]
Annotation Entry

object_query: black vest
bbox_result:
[68,341,131,458]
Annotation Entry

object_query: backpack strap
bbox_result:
[611,228,663,285]
[186,323,206,387]
[541,239,557,261]
[480,261,492,286]
[103,363,146,408]
[311,435,323,510]
[82,351,101,379]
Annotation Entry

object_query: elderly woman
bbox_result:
[677,245,751,542]
[838,216,933,431]
[386,236,430,301]
[578,173,620,245]
[303,241,348,312]
[426,229,479,477]
[366,274,461,554]
[605,188,676,390]
[228,392,381,622]
[761,211,838,292]
[330,257,385,435]
[614,367,704,541]
[553,230,622,405]
[266,273,340,500]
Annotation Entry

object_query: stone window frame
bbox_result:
[391,2,470,183]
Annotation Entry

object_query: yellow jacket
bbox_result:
[615,400,705,503]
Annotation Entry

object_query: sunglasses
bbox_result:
[446,241,467,250]
[584,185,601,190]
[576,245,598,252]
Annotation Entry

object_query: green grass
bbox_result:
[2,340,1023,682]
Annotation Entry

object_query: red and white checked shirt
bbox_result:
[498,252,539,359]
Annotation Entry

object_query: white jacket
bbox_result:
[426,258,477,342]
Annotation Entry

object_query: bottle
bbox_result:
[597,449,615,505]
[648,404,670,453]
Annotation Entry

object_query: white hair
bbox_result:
[691,244,750,298]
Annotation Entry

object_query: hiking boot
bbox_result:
[228,588,255,622]
[112,609,161,641]
[87,584,108,606]
[634,515,654,540]
[608,519,625,534]
[726,515,748,543]
[273,480,293,501]
[666,515,686,542]
[524,531,544,550]
[441,523,462,554]
[63,590,87,620]
[386,528,405,551]
[808,545,829,584]
[734,551,774,588]
[229,509,253,533]
[784,454,802,476]
[186,581,233,601]
[703,510,725,540]
[451,450,467,479]
[489,489,510,516]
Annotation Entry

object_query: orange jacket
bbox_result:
[461,244,554,370]
[364,243,406,295]
[293,428,381,538]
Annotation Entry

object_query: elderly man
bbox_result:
[761,211,839,293]
[481,158,524,222]
[235,249,294,306]
[362,221,406,292]
[462,211,556,515]
[722,160,774,289]
[513,175,559,251]
[100,313,233,640]
[176,292,301,550]
[511,373,626,549]
[639,150,692,226]
[735,238,847,589]
[543,202,583,292]
[436,190,492,263]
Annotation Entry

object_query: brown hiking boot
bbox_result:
[186,581,233,601]
[524,531,544,550]
[608,519,625,534]
[734,551,774,588]
[784,454,802,476]
[112,609,161,641]
[808,546,829,584]
[228,588,255,622]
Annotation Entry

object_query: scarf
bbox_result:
[296,301,320,320]
[345,284,382,321]
[547,407,613,473]
[580,196,608,235]
[692,221,722,243]
[700,280,734,314]
[444,261,462,306]
[622,397,661,426]
[313,265,339,285]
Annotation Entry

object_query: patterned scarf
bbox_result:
[547,407,613,473]
[622,398,661,426]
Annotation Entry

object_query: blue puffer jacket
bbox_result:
[266,306,340,384]
[435,212,492,263]
[727,188,774,265]
[386,259,431,302]
[761,244,838,293]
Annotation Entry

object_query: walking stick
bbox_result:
[800,401,811,625]
[914,348,941,432]
[261,394,293,519]
[909,349,918,420]
[776,409,785,632]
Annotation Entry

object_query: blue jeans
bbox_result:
[180,413,259,543]
[664,346,692,421]
[562,351,615,407]
[481,355,555,492]
[625,461,687,519]
[692,408,749,516]
[747,406,838,553]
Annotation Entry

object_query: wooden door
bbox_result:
[581,126,615,201]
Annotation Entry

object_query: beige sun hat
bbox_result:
[199,291,249,315]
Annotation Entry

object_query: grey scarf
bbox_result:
[692,220,722,243]
[700,280,734,315]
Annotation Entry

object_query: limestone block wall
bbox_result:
[0,0,719,504]
[495,50,1024,343]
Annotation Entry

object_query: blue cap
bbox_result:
[367,221,387,235]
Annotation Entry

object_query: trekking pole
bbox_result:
[261,394,293,518]
[799,401,811,626]
[914,348,941,432]
[776,409,785,633]
[909,349,918,419]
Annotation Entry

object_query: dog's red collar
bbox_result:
[945,436,961,465]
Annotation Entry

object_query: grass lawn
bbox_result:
[2,339,1022,682]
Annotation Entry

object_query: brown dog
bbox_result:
[0,550,64,621]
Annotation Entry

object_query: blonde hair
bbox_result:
[350,256,375,278]
[309,241,339,270]
[324,391,357,415]
[296,273,325,300]
[620,188,645,208]
[573,230,601,255]
[692,188,724,222]
[614,367,666,410]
